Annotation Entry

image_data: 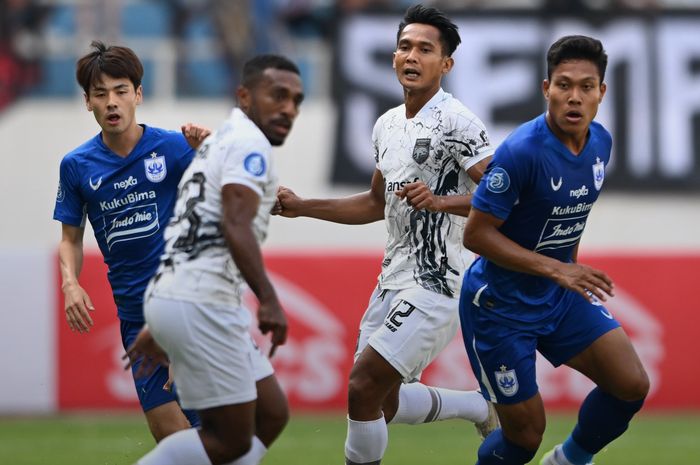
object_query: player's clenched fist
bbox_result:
[272,186,303,217]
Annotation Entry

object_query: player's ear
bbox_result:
[442,55,454,75]
[599,82,607,102]
[542,79,550,100]
[237,85,251,113]
[84,93,93,112]
[392,51,397,70]
[135,85,143,105]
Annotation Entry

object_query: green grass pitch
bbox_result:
[1,412,698,464]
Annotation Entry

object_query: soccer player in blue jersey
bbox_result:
[53,41,208,441]
[458,35,649,465]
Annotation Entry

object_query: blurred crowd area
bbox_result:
[1,0,699,111]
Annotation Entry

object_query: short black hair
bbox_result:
[547,35,608,82]
[397,4,461,57]
[241,54,300,89]
[76,40,143,94]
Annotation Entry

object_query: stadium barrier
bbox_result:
[56,251,697,411]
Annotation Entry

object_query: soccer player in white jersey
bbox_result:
[125,54,304,465]
[274,5,498,464]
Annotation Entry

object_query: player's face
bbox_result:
[85,73,142,136]
[393,23,453,94]
[543,59,606,141]
[239,68,304,146]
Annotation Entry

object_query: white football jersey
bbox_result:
[374,88,493,297]
[148,108,277,307]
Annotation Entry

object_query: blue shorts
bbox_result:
[458,288,619,405]
[120,319,200,427]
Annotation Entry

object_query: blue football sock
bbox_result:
[476,429,536,465]
[563,387,645,463]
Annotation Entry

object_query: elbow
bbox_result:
[462,226,478,252]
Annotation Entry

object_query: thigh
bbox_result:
[459,300,539,405]
[538,291,620,367]
[248,334,274,382]
[145,296,257,411]
[367,287,459,382]
[354,286,391,361]
[120,319,181,412]
[566,327,649,400]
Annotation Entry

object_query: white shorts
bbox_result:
[355,286,459,382]
[144,296,274,410]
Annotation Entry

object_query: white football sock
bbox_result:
[390,382,488,424]
[137,428,212,465]
[226,436,267,465]
[344,415,388,464]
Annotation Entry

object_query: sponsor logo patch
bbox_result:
[486,167,510,193]
[113,176,138,190]
[244,153,267,176]
[89,176,103,191]
[550,176,562,191]
[103,203,160,250]
[56,180,65,202]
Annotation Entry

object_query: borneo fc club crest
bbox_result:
[412,138,431,164]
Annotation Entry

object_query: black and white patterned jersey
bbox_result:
[374,88,493,297]
[149,108,277,307]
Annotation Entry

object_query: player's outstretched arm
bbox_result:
[180,123,212,150]
[272,169,385,224]
[222,183,288,357]
[58,223,95,333]
[463,209,614,303]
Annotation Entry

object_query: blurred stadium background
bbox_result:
[1,0,699,464]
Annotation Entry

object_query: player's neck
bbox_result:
[403,85,439,119]
[102,123,144,158]
[545,112,589,156]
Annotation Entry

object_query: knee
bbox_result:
[501,415,545,452]
[347,371,377,407]
[257,401,289,445]
[208,433,252,463]
[618,366,650,402]
[149,415,191,443]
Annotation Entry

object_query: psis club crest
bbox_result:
[592,157,605,191]
[494,365,519,397]
[145,152,167,183]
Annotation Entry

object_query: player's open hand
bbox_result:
[181,123,211,150]
[396,181,443,212]
[123,326,169,379]
[257,299,288,358]
[553,262,615,303]
[272,186,302,217]
[62,282,95,333]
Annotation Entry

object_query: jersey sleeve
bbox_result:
[471,142,523,221]
[53,156,86,227]
[371,118,381,170]
[220,134,271,197]
[450,111,495,172]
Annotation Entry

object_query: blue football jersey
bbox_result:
[54,125,195,322]
[466,114,612,326]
